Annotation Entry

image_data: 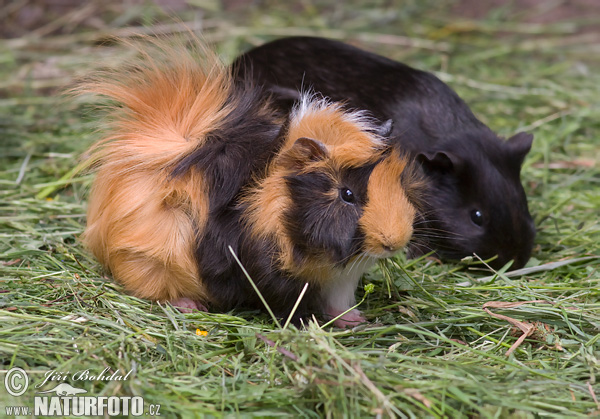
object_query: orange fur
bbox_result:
[286,97,385,166]
[80,38,418,320]
[84,167,207,301]
[242,159,342,285]
[242,100,415,286]
[359,149,416,256]
[243,96,385,248]
[80,37,233,303]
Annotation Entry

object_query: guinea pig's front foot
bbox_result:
[170,298,208,313]
[326,308,366,328]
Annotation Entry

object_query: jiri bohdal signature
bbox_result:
[35,368,134,389]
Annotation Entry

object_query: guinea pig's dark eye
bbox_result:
[340,187,356,204]
[470,209,483,226]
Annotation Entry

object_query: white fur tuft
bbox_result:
[290,90,386,147]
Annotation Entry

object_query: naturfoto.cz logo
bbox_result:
[3,367,161,417]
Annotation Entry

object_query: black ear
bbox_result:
[279,137,329,170]
[506,132,534,164]
[374,119,394,138]
[416,150,462,174]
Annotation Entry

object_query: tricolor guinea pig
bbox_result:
[78,37,422,327]
[233,36,536,270]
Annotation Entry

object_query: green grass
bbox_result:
[1,1,599,417]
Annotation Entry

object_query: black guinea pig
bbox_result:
[232,36,536,270]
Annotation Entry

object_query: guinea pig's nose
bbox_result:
[383,244,396,252]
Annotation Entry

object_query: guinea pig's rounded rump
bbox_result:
[83,164,209,302]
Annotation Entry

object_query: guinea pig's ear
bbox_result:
[374,119,394,138]
[416,150,462,174]
[506,132,534,165]
[279,137,330,170]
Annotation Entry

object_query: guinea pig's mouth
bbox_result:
[364,245,405,259]
[361,229,414,260]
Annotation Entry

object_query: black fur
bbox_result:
[194,145,382,323]
[232,36,536,269]
[171,83,285,212]
[164,82,323,320]
[194,203,321,320]
[282,163,374,266]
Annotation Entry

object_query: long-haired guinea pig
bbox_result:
[232,36,536,270]
[78,37,421,327]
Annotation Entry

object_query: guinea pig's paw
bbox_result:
[327,308,366,328]
[171,298,208,313]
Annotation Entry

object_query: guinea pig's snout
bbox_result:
[494,209,536,271]
[380,241,402,256]
[379,239,400,256]
[367,227,414,257]
[390,228,413,250]
[382,244,395,253]
[360,150,417,258]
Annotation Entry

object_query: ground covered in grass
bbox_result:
[1,1,599,417]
